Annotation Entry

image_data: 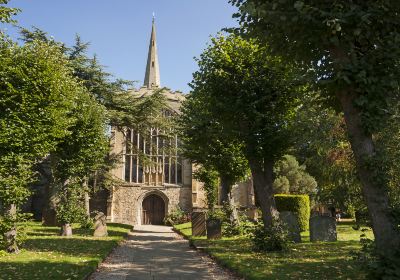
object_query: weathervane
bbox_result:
[152,12,155,22]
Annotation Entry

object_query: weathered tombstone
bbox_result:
[206,218,222,239]
[60,223,72,236]
[191,211,206,236]
[310,215,337,242]
[280,211,301,243]
[93,212,108,237]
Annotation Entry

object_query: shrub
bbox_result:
[275,194,310,231]
[353,232,400,279]
[164,207,190,226]
[221,202,241,237]
[80,216,94,229]
[55,186,87,225]
[250,218,289,252]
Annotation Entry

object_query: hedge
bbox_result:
[275,194,310,231]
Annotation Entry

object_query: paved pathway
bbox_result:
[89,225,239,280]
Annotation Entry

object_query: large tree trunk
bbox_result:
[83,179,90,218]
[249,159,278,228]
[4,204,19,253]
[42,183,58,226]
[219,176,230,204]
[337,89,400,256]
[219,176,239,224]
[39,155,58,226]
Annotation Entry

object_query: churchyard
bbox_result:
[174,220,374,280]
[1,1,400,279]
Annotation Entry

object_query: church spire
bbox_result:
[144,16,160,88]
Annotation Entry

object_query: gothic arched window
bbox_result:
[123,110,183,185]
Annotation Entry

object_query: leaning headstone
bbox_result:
[191,211,206,236]
[93,212,108,237]
[310,215,337,242]
[280,211,301,243]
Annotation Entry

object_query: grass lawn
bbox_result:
[174,221,373,280]
[0,222,132,280]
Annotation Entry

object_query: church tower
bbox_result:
[143,17,160,88]
[107,17,200,226]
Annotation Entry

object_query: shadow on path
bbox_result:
[90,225,236,280]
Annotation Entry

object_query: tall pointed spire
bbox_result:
[144,15,160,88]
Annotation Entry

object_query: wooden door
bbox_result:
[142,194,165,225]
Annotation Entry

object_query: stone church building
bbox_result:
[106,19,204,225]
[105,19,256,226]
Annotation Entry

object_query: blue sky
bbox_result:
[3,0,239,93]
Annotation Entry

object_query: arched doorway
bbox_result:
[142,194,165,225]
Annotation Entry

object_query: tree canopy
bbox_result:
[230,0,400,259]
[187,33,301,227]
[273,155,317,196]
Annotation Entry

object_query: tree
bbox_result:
[231,0,400,256]
[0,0,19,23]
[179,91,249,204]
[18,29,167,225]
[189,34,301,228]
[292,95,363,216]
[0,37,79,252]
[51,92,109,236]
[273,155,317,196]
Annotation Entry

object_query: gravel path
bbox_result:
[89,225,240,280]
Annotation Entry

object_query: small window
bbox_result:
[152,61,155,67]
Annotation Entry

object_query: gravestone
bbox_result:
[310,215,337,242]
[93,212,108,237]
[191,211,206,236]
[280,211,301,243]
[206,218,222,239]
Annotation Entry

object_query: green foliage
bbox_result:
[187,32,302,228]
[275,194,310,231]
[273,155,317,196]
[250,219,289,252]
[353,234,400,279]
[0,35,82,249]
[231,0,400,133]
[193,167,219,211]
[0,0,20,23]
[0,36,79,206]
[179,91,249,193]
[220,202,241,237]
[51,89,109,182]
[79,216,94,229]
[292,97,364,216]
[232,0,400,257]
[55,183,87,225]
[164,207,190,226]
[189,33,300,162]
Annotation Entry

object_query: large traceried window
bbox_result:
[123,117,183,185]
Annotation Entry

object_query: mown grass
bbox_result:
[174,221,373,280]
[0,222,132,280]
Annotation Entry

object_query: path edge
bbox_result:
[84,226,134,280]
[172,227,245,280]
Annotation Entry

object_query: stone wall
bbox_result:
[110,184,192,225]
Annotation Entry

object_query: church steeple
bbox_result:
[144,16,160,88]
